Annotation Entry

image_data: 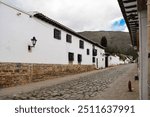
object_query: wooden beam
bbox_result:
[131,27,139,30]
[117,0,134,46]
[131,17,138,20]
[126,9,137,13]
[130,24,137,26]
[131,29,136,32]
[129,19,138,22]
[136,30,139,51]
[128,21,138,23]
[125,5,137,9]
[123,0,136,3]
[127,14,138,17]
[129,23,138,25]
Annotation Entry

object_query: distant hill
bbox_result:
[78,31,138,60]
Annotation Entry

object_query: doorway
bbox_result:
[105,56,108,68]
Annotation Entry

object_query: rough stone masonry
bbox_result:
[2,64,132,100]
[0,62,95,88]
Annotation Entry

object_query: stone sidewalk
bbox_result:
[0,64,139,100]
[0,67,113,99]
[91,64,139,100]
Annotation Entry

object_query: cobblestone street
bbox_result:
[1,64,138,100]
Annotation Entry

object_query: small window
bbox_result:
[79,40,84,49]
[78,54,82,63]
[54,28,61,40]
[66,34,72,43]
[68,52,74,62]
[92,57,95,63]
[102,58,104,61]
[93,49,97,56]
[87,49,90,55]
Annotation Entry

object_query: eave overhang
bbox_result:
[34,13,105,49]
[118,0,139,47]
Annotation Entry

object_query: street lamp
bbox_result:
[28,37,37,51]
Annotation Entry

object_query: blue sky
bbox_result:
[111,18,127,31]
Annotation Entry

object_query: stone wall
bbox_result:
[0,62,95,88]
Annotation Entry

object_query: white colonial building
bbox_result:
[108,55,125,66]
[0,1,105,68]
[0,1,107,87]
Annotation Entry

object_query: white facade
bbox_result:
[0,2,105,68]
[95,46,105,68]
[108,55,124,66]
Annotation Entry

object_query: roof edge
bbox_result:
[117,0,134,46]
[0,0,104,49]
[33,13,105,49]
[0,0,32,16]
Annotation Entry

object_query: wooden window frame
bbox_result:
[92,57,95,63]
[93,49,97,56]
[54,28,61,40]
[66,34,72,43]
[79,40,84,49]
[68,52,74,62]
[87,49,90,55]
[78,54,82,63]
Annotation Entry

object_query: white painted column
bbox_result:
[147,0,150,99]
[139,10,148,99]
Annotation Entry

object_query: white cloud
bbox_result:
[2,0,124,32]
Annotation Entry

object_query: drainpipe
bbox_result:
[147,0,150,98]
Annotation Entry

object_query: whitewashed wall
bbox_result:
[124,58,130,64]
[65,35,93,65]
[95,46,105,68]
[0,3,105,67]
[108,55,124,66]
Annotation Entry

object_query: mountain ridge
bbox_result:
[78,31,137,59]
